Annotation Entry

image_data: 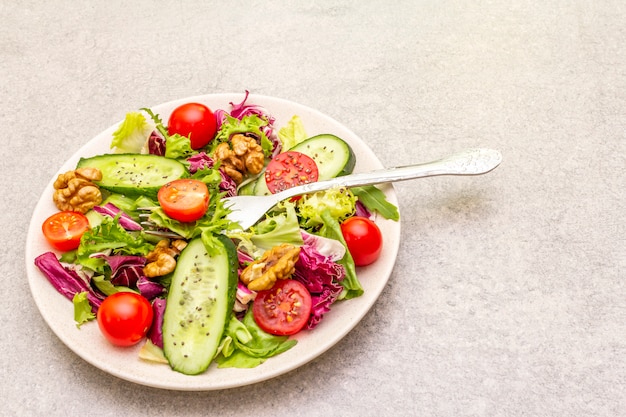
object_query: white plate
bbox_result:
[25,93,401,391]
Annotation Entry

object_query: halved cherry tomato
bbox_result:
[265,151,319,194]
[252,279,312,336]
[42,211,90,251]
[157,179,209,222]
[167,102,217,150]
[97,292,154,347]
[340,216,383,266]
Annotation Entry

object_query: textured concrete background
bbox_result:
[2,1,624,416]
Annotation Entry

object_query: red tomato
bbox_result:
[157,179,209,222]
[340,216,383,266]
[265,151,319,194]
[252,279,312,336]
[167,102,217,150]
[42,211,90,251]
[97,292,154,347]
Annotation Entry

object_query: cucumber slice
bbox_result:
[290,134,356,179]
[253,172,271,196]
[237,175,261,196]
[162,234,238,375]
[77,154,187,197]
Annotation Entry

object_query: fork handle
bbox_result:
[274,148,502,200]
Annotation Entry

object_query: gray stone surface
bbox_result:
[1,1,624,416]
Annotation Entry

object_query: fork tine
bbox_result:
[135,207,185,239]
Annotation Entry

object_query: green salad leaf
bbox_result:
[250,201,304,251]
[212,114,273,156]
[351,185,400,221]
[216,308,297,368]
[72,292,96,327]
[297,187,356,230]
[76,217,154,273]
[278,115,308,150]
[164,133,196,160]
[319,209,363,299]
[148,190,237,240]
[110,112,153,154]
[140,107,197,160]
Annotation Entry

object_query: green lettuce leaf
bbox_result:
[216,308,297,368]
[110,112,153,154]
[297,188,356,230]
[351,185,400,221]
[72,292,96,327]
[250,201,304,252]
[91,275,136,296]
[319,209,363,299]
[227,202,303,259]
[278,115,308,150]
[212,114,273,157]
[148,190,237,240]
[164,133,196,160]
[140,107,197,160]
[76,217,154,272]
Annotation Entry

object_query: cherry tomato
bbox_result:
[167,102,217,150]
[265,151,319,194]
[97,292,154,347]
[252,279,312,336]
[157,179,209,222]
[41,211,90,251]
[340,216,383,266]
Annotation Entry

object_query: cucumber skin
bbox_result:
[162,234,238,375]
[77,154,188,198]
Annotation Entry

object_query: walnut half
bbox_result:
[240,243,301,291]
[52,168,103,213]
[213,133,264,184]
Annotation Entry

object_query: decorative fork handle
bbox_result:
[274,148,502,200]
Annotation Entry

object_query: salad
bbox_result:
[34,91,399,376]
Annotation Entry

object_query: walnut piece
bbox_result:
[231,134,264,174]
[213,133,265,184]
[144,238,188,278]
[52,168,103,213]
[240,243,301,291]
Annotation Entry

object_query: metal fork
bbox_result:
[223,147,502,230]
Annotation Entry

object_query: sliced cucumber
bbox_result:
[237,174,262,196]
[253,171,271,196]
[76,154,187,197]
[243,134,356,196]
[162,234,238,375]
[289,134,356,180]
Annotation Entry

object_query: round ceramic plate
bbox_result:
[25,93,401,391]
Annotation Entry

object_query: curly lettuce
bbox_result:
[76,217,154,273]
[140,107,197,160]
[297,187,356,230]
[110,112,154,154]
[212,114,274,157]
[147,189,237,240]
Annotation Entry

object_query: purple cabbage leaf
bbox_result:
[34,252,104,312]
[292,243,345,329]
